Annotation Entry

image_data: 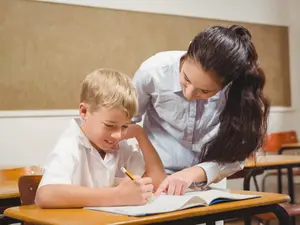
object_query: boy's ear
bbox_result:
[79,103,88,121]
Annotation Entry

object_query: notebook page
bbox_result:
[86,194,206,216]
[184,189,260,205]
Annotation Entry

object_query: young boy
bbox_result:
[35,69,166,208]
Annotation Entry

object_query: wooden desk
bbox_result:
[245,155,300,168]
[0,182,18,200]
[281,142,300,148]
[279,142,300,154]
[244,155,300,204]
[4,190,291,225]
[0,166,42,211]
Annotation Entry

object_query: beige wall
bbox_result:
[0,0,290,110]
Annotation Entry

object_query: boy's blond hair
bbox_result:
[80,68,138,118]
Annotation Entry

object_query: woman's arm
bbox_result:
[155,161,245,196]
[194,160,245,184]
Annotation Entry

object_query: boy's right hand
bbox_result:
[115,177,153,206]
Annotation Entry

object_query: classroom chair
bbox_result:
[228,131,300,225]
[18,175,42,225]
[227,152,262,192]
[261,131,300,194]
[255,131,300,225]
[18,175,41,205]
[0,166,41,225]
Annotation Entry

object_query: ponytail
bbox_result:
[201,65,269,163]
[189,25,270,163]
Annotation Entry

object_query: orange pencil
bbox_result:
[120,167,135,180]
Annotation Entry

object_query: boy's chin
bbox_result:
[100,143,120,153]
[103,148,119,154]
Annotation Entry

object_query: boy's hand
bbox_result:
[123,124,145,141]
[115,177,153,206]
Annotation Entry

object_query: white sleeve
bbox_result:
[197,160,245,185]
[117,139,145,177]
[39,139,78,188]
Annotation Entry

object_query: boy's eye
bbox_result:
[104,123,114,128]
[122,125,128,129]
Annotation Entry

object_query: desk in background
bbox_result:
[0,166,42,212]
[245,155,300,203]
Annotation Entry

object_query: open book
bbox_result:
[85,189,260,216]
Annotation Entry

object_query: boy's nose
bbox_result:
[111,130,122,140]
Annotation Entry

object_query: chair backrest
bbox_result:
[18,175,42,205]
[263,131,299,153]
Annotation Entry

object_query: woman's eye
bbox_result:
[184,75,191,83]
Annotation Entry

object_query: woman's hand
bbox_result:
[155,166,207,196]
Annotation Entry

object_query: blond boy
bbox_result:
[35,69,166,208]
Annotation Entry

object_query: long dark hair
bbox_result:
[186,25,270,163]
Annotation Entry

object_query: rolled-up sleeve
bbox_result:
[197,160,245,185]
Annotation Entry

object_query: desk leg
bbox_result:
[243,217,251,225]
[287,167,295,203]
[278,168,283,193]
[243,168,264,191]
[243,169,258,191]
[153,204,291,225]
[287,167,296,225]
[243,171,251,191]
[243,204,291,225]
[268,204,292,225]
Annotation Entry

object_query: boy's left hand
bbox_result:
[123,124,145,140]
[111,125,144,149]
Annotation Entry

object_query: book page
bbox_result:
[85,189,260,216]
[184,189,260,205]
[86,194,206,216]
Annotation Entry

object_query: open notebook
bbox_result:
[85,189,260,216]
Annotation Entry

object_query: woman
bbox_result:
[132,25,270,195]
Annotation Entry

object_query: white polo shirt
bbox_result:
[39,118,145,189]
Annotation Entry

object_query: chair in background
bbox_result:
[18,175,42,205]
[17,175,42,225]
[261,131,300,194]
[257,131,300,225]
[0,166,42,225]
[228,131,300,225]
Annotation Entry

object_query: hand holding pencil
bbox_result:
[115,167,154,206]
